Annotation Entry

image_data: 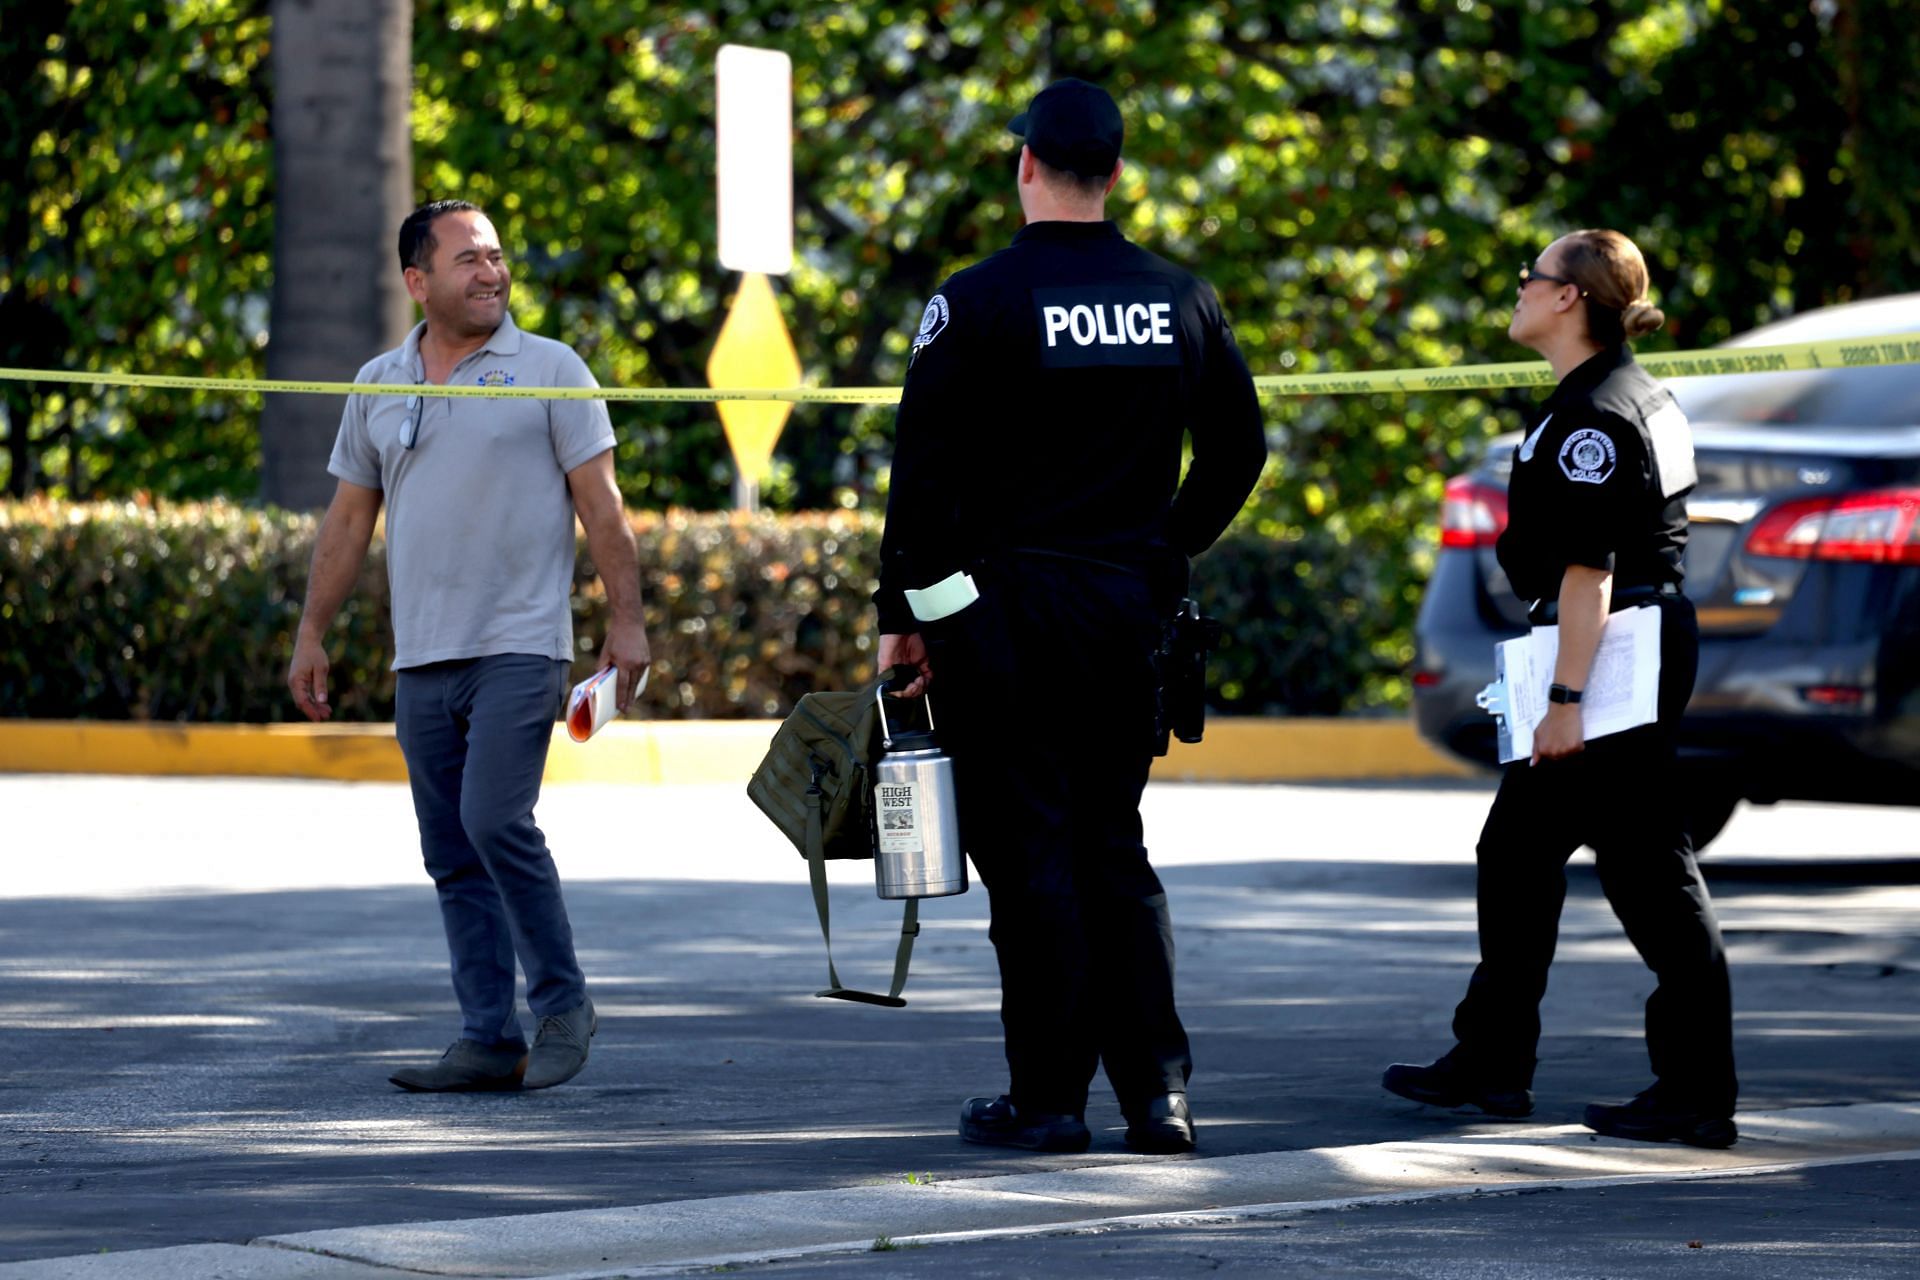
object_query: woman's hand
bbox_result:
[1531,703,1585,764]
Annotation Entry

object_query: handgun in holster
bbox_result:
[1153,597,1223,756]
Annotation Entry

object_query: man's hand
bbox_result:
[288,631,333,722]
[1531,703,1585,765]
[566,450,651,712]
[287,479,380,725]
[878,632,932,697]
[599,614,653,712]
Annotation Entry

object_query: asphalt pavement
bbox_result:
[1,775,1916,1276]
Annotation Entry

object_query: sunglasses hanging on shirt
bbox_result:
[400,391,424,450]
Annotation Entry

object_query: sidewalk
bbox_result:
[10,1104,1920,1278]
[2,778,1917,1276]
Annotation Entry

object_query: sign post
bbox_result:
[709,45,796,512]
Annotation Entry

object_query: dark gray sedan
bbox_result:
[1412,294,1920,847]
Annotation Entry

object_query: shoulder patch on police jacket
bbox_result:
[1558,428,1617,485]
[910,294,949,365]
[1032,285,1182,368]
[1645,401,1698,498]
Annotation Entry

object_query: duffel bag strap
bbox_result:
[806,780,918,1008]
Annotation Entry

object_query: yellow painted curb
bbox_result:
[0,720,414,783]
[1151,717,1476,782]
[0,718,1476,784]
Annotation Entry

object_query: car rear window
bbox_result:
[1667,363,1920,427]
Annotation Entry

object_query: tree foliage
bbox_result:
[2,0,273,500]
[6,0,1917,708]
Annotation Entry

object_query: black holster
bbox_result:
[1153,598,1222,756]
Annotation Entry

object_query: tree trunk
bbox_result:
[261,0,414,510]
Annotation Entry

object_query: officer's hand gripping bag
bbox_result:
[747,665,925,1007]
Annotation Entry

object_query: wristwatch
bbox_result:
[1548,683,1584,705]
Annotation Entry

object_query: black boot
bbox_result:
[1123,1093,1195,1154]
[1382,1050,1533,1118]
[959,1095,1091,1153]
[1584,1086,1736,1149]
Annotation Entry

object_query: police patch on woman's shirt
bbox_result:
[1558,428,1617,484]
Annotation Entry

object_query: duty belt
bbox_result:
[1528,581,1680,626]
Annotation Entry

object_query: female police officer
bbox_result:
[1382,229,1738,1147]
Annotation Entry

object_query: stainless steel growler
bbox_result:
[871,688,968,900]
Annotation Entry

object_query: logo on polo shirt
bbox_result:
[476,369,517,388]
[1032,285,1182,369]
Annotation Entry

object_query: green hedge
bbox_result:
[0,501,1410,721]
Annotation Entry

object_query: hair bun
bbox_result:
[1622,300,1666,340]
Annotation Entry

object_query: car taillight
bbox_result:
[1744,487,1920,565]
[1440,476,1509,549]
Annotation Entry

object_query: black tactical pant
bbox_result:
[921,554,1191,1118]
[1452,596,1738,1114]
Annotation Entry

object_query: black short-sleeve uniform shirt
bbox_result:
[1498,346,1698,605]
[874,220,1267,633]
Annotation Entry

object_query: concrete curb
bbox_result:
[6,1102,1913,1279]
[668,1147,1920,1280]
[0,717,1474,785]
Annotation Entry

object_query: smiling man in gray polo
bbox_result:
[288,199,651,1092]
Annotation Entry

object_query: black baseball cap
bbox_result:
[1008,78,1123,178]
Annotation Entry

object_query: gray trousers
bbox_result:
[395,654,585,1047]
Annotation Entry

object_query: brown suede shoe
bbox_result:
[390,1039,527,1092]
[524,997,597,1090]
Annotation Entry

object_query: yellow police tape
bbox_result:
[3,332,1918,405]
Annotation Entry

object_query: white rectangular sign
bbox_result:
[716,44,793,275]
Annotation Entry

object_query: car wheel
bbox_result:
[1683,790,1741,853]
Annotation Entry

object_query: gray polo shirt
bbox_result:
[328,316,616,670]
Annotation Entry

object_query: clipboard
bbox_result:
[1476,604,1662,763]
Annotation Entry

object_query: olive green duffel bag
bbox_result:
[747,665,921,1007]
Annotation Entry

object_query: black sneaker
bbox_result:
[1382,1051,1534,1118]
[959,1095,1092,1153]
[1123,1093,1196,1155]
[1584,1087,1737,1149]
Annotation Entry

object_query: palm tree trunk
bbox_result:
[261,0,413,510]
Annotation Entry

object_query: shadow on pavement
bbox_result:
[0,857,1915,1262]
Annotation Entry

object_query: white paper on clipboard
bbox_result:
[1486,604,1662,763]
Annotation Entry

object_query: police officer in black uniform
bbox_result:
[1383,229,1739,1147]
[874,78,1267,1155]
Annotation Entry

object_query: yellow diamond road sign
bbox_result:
[706,271,801,484]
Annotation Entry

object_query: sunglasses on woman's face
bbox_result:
[1519,263,1585,294]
